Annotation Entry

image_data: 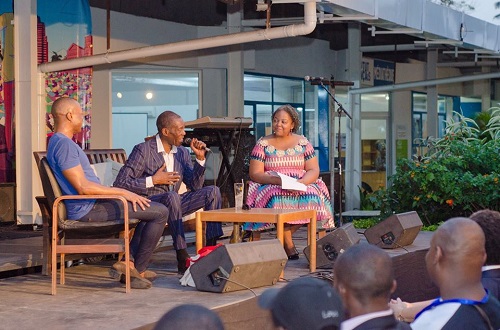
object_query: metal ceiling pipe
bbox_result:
[348,71,500,95]
[360,44,422,52]
[437,61,500,68]
[38,0,317,73]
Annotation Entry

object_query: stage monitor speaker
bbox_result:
[364,211,423,249]
[303,223,360,268]
[0,183,15,223]
[190,240,287,293]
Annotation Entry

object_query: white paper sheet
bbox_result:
[269,171,307,192]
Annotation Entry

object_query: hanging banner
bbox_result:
[0,1,93,182]
[38,0,93,149]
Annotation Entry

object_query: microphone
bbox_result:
[183,138,211,152]
[304,76,330,85]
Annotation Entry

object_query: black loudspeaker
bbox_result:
[364,211,423,249]
[303,223,361,268]
[190,240,287,293]
[0,183,15,222]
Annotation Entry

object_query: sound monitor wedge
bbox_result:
[303,223,360,268]
[190,240,287,293]
[364,211,423,249]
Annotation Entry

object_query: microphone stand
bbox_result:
[319,81,351,227]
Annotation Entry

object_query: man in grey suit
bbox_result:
[114,110,223,274]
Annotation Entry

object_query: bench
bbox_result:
[33,148,200,275]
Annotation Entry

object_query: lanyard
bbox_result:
[415,290,489,320]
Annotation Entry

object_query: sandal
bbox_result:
[285,246,299,260]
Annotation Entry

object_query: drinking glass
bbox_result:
[234,182,244,210]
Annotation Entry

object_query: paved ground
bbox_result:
[0,226,322,330]
[0,224,433,330]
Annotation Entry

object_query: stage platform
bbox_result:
[0,226,436,329]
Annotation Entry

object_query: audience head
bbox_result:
[258,276,343,330]
[156,110,185,147]
[470,209,500,266]
[153,304,224,330]
[425,217,486,287]
[333,244,396,317]
[272,104,301,134]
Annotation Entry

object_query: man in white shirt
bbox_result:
[410,217,500,329]
[114,111,223,274]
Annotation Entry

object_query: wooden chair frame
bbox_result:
[50,194,131,294]
[36,155,132,294]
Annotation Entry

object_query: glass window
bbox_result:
[244,75,272,102]
[111,71,200,155]
[361,93,390,112]
[361,119,387,190]
[412,92,451,156]
[273,77,304,103]
[255,104,273,137]
[244,73,329,171]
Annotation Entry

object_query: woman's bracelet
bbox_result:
[396,305,412,323]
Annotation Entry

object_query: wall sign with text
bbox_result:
[361,58,395,87]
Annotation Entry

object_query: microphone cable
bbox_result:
[217,117,244,190]
[213,266,258,297]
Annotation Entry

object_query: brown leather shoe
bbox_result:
[109,262,153,289]
[129,276,152,289]
[119,270,157,283]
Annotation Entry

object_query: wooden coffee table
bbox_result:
[195,208,317,273]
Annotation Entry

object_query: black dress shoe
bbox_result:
[176,249,190,275]
[205,237,218,246]
[177,260,188,275]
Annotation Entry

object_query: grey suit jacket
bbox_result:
[114,138,205,197]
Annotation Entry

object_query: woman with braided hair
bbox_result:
[242,104,334,259]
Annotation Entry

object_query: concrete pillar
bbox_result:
[481,66,491,111]
[426,49,438,139]
[14,0,45,225]
[226,3,244,117]
[90,70,112,148]
[345,23,362,211]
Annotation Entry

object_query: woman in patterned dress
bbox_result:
[242,105,334,259]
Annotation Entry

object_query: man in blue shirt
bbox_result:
[47,96,168,289]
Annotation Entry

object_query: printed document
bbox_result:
[269,171,307,192]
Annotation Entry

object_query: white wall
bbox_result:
[90,8,338,147]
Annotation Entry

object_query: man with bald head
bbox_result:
[411,217,500,329]
[46,97,169,289]
[333,244,411,330]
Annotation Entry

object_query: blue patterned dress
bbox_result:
[242,136,334,231]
